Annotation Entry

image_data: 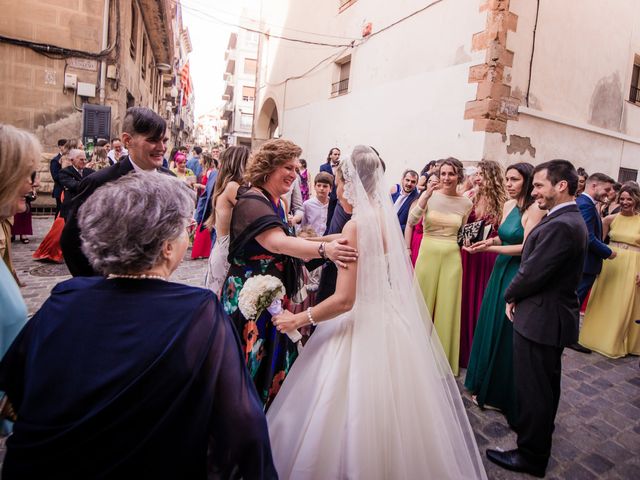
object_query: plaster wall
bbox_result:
[256,0,488,182]
[485,0,640,176]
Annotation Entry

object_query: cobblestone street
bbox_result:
[6,217,640,479]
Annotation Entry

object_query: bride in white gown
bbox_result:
[269,146,487,479]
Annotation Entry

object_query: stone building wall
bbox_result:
[0,0,186,205]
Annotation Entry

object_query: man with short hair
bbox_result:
[50,138,67,216]
[61,107,173,276]
[107,138,128,165]
[187,146,203,178]
[391,169,420,232]
[569,172,616,353]
[58,149,95,217]
[300,172,333,237]
[487,160,587,478]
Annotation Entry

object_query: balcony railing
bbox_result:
[630,86,640,104]
[331,78,349,96]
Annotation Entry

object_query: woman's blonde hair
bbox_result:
[244,138,302,187]
[0,124,41,212]
[476,160,507,220]
[204,146,250,230]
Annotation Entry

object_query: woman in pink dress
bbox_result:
[191,152,217,259]
[405,174,439,265]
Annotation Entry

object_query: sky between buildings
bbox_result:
[181,0,260,118]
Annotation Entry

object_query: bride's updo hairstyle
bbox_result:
[337,145,382,198]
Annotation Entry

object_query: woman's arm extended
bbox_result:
[304,233,342,243]
[464,203,545,256]
[255,227,358,268]
[272,221,358,332]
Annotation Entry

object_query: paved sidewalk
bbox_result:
[6,217,640,479]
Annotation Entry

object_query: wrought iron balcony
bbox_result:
[630,86,640,104]
[331,78,349,96]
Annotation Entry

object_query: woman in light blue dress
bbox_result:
[0,124,40,356]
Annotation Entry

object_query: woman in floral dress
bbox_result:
[221,139,357,408]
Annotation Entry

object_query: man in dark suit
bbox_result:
[487,160,588,478]
[390,169,419,233]
[569,172,616,352]
[320,147,341,233]
[49,138,67,216]
[58,148,95,217]
[61,107,173,276]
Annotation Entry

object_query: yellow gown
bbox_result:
[580,213,640,358]
[410,192,473,375]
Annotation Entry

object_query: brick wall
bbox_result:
[464,0,520,134]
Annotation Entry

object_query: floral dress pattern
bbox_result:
[221,191,299,408]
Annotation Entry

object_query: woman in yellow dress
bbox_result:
[408,158,472,375]
[580,182,640,358]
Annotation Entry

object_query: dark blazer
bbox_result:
[194,169,218,225]
[391,186,419,232]
[60,156,174,276]
[320,162,338,233]
[504,204,588,347]
[49,153,63,200]
[576,193,612,275]
[58,166,95,205]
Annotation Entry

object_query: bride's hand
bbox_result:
[325,238,358,268]
[272,310,301,333]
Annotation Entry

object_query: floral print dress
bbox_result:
[221,189,299,408]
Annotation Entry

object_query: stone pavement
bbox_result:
[6,217,640,479]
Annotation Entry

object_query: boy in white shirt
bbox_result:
[300,172,333,236]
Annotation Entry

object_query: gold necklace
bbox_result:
[107,273,168,281]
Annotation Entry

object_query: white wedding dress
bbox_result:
[266,148,486,479]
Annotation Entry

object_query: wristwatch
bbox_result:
[318,242,326,259]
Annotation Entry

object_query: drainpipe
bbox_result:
[99,0,110,104]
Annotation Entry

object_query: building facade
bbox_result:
[0,0,194,202]
[221,28,259,148]
[253,0,639,183]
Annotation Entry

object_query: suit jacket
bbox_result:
[58,166,95,206]
[320,163,338,233]
[391,186,419,232]
[576,193,612,275]
[60,156,174,277]
[504,204,588,347]
[49,153,63,199]
[194,169,218,225]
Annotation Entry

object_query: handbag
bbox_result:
[457,220,492,247]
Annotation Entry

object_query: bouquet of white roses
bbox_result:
[238,275,302,343]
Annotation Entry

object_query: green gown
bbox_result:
[464,206,524,425]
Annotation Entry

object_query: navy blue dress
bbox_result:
[0,277,276,479]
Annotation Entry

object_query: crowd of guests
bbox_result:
[0,106,638,478]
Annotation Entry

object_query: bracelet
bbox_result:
[306,307,317,326]
[318,242,326,259]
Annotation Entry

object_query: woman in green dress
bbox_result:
[463,162,545,425]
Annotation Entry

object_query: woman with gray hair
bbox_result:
[0,173,276,479]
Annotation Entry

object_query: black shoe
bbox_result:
[567,343,591,354]
[486,449,546,478]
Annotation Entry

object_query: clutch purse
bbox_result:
[458,220,492,247]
